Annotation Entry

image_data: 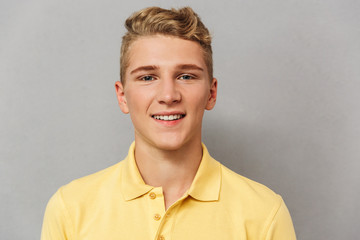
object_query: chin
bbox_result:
[152,139,187,151]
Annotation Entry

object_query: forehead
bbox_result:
[126,35,207,73]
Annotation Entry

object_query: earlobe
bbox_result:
[205,78,218,110]
[115,81,129,114]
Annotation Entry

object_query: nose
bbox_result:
[157,78,181,105]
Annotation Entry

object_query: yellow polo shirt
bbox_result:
[41,143,296,240]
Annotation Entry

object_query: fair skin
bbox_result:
[115,35,217,209]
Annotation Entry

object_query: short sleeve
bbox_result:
[264,196,297,240]
[41,188,74,240]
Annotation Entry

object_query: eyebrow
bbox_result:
[177,64,204,72]
[130,65,159,75]
[129,64,204,75]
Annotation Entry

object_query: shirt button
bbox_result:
[149,192,156,199]
[154,213,161,221]
[158,235,165,240]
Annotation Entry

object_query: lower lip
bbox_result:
[153,117,184,126]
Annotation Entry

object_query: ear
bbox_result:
[205,78,218,110]
[115,81,129,114]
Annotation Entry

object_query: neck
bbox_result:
[134,138,203,209]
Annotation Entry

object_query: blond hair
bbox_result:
[120,6,213,83]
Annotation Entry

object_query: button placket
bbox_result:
[151,188,187,240]
[149,192,157,200]
[148,187,166,239]
[154,213,161,221]
[158,197,187,240]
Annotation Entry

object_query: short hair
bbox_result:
[120,6,213,84]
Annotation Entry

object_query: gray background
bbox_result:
[1,0,359,239]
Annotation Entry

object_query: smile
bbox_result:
[152,114,185,121]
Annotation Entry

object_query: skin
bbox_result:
[115,35,217,209]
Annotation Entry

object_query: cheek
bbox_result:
[125,91,144,111]
[193,86,211,106]
[186,87,210,115]
[125,87,156,115]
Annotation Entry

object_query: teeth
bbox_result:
[153,114,184,121]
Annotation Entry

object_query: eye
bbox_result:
[178,74,194,80]
[140,75,154,81]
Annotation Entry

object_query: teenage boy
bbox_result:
[41,7,296,240]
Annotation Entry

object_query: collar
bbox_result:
[120,142,221,202]
[120,142,154,201]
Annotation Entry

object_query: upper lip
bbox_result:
[151,111,186,116]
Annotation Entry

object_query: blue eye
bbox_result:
[141,76,154,81]
[179,75,193,80]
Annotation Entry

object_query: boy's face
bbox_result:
[115,35,217,151]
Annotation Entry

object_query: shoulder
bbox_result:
[41,161,126,239]
[221,163,278,194]
[219,162,284,218]
[218,163,295,238]
[56,161,124,205]
[220,163,280,200]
